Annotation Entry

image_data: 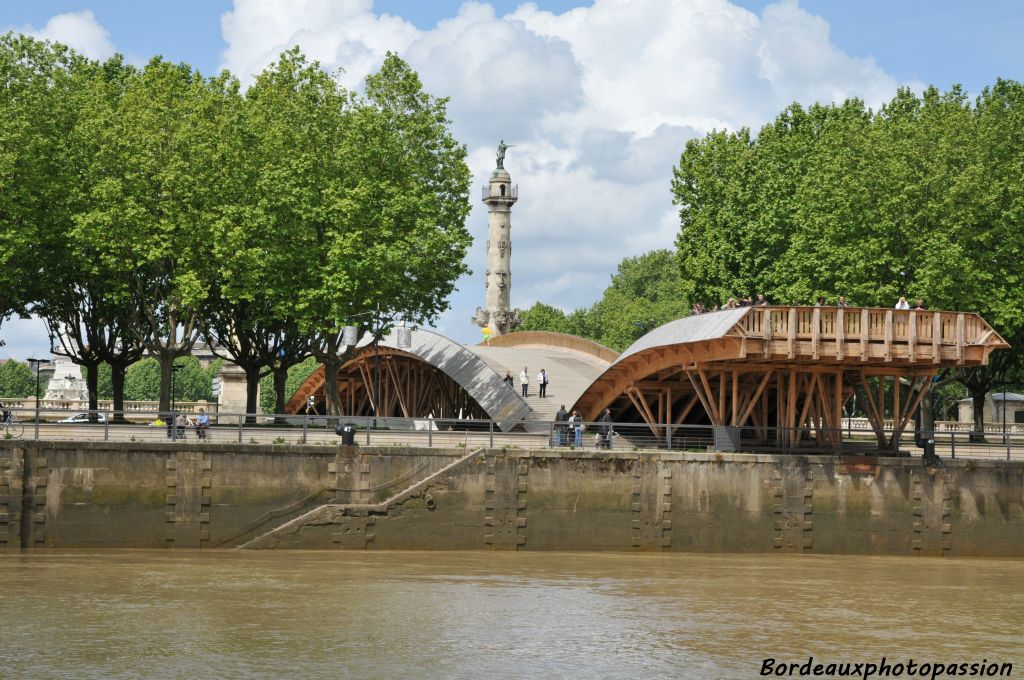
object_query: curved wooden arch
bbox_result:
[482,330,619,364]
[572,306,1009,451]
[284,329,532,430]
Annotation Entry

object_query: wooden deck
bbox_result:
[573,306,1009,451]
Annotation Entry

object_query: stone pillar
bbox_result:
[217,363,253,418]
[472,163,521,337]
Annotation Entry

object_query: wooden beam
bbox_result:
[787,369,799,444]
[856,373,888,448]
[889,377,931,449]
[718,371,727,427]
[787,308,797,359]
[908,311,917,363]
[956,313,965,364]
[860,308,869,361]
[884,309,893,362]
[892,376,900,433]
[738,370,773,427]
[687,370,719,426]
[731,369,739,425]
[811,307,821,360]
[673,394,700,424]
[836,307,845,360]
[932,312,941,364]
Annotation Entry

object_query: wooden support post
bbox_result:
[857,373,888,448]
[673,394,700,424]
[787,308,797,359]
[688,370,719,426]
[811,307,821,360]
[884,310,894,362]
[739,370,773,427]
[834,371,844,448]
[731,370,739,426]
[956,313,965,364]
[892,376,900,434]
[787,369,799,445]
[836,307,845,360]
[908,311,917,363]
[718,371,727,428]
[860,308,869,361]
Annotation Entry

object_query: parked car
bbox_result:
[58,413,108,424]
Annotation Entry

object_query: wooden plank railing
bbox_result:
[736,306,999,361]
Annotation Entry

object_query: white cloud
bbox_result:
[18,10,116,61]
[218,0,905,344]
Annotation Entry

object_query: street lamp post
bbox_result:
[27,358,43,440]
[170,363,182,439]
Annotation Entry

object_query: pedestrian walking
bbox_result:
[519,366,530,398]
[538,368,549,398]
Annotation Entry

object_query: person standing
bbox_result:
[570,410,583,448]
[503,370,514,388]
[895,296,910,310]
[554,404,568,446]
[837,296,849,307]
[913,298,927,310]
[538,368,548,398]
[519,366,530,398]
[599,408,613,450]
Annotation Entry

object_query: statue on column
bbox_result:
[496,140,513,169]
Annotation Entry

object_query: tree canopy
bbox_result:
[0,36,472,417]
[518,249,691,351]
[672,82,1024,423]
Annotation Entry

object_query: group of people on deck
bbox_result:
[694,295,928,314]
[503,366,549,398]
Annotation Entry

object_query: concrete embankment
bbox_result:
[1,441,1022,556]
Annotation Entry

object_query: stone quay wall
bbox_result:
[0,441,1022,556]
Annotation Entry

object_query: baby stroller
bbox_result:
[594,430,615,450]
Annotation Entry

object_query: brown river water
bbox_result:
[0,551,1021,679]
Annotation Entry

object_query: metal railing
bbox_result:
[2,405,1024,461]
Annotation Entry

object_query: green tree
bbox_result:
[75,57,225,414]
[0,360,35,398]
[259,356,318,414]
[671,82,1024,435]
[516,249,690,352]
[0,35,75,337]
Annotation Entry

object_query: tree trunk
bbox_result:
[273,364,289,425]
[159,353,173,416]
[110,361,128,424]
[244,364,260,424]
[920,383,934,434]
[971,391,987,442]
[85,362,99,422]
[323,355,341,417]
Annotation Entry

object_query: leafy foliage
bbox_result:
[518,249,690,351]
[123,357,220,402]
[671,83,1024,412]
[259,357,318,414]
[0,361,37,398]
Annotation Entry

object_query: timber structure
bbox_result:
[285,307,1007,452]
[572,306,1008,451]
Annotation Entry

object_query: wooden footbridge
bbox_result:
[287,307,1007,453]
[573,306,1008,451]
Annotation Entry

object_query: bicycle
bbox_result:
[2,409,24,439]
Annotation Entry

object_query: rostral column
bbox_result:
[472,140,521,336]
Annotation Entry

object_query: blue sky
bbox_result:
[2,0,1022,358]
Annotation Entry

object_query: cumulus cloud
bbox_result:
[219,0,903,344]
[18,10,116,61]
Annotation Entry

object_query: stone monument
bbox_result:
[472,140,522,336]
[44,348,87,403]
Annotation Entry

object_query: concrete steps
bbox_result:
[237,446,487,549]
